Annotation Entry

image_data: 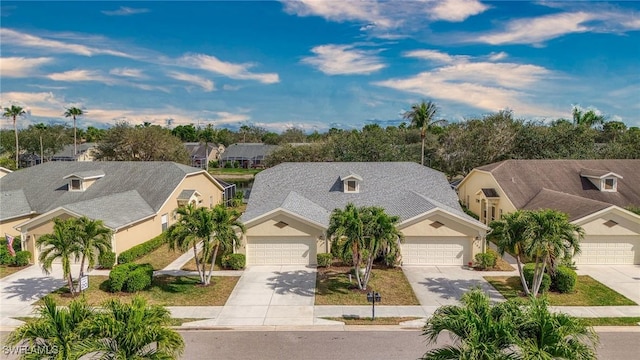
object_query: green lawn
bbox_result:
[0,264,30,279]
[41,275,239,306]
[133,243,186,271]
[208,168,261,176]
[485,275,636,306]
[323,316,423,325]
[315,266,419,305]
[581,317,640,326]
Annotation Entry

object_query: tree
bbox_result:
[572,106,605,128]
[403,100,445,166]
[166,204,207,284]
[204,204,245,284]
[7,296,95,360]
[359,206,403,287]
[523,209,584,296]
[488,211,533,296]
[172,124,198,142]
[37,218,81,296]
[75,217,112,281]
[328,203,365,289]
[79,296,184,359]
[64,107,84,157]
[3,105,26,169]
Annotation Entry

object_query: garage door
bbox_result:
[246,237,316,265]
[401,237,468,265]
[574,236,639,265]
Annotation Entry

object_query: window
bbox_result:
[347,180,356,192]
[499,209,503,219]
[161,214,168,231]
[70,179,81,190]
[491,206,496,221]
[603,178,615,190]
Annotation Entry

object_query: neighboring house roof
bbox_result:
[242,162,481,227]
[474,159,640,219]
[0,161,216,229]
[220,143,278,161]
[184,142,221,159]
[51,142,97,160]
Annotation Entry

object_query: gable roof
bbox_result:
[184,142,220,158]
[476,159,640,218]
[0,161,211,227]
[220,143,277,161]
[241,162,482,228]
[51,142,97,159]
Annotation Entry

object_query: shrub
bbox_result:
[553,265,577,293]
[117,234,165,264]
[474,252,497,270]
[124,264,154,292]
[98,251,116,269]
[13,251,31,266]
[109,263,136,292]
[221,253,245,270]
[0,247,12,265]
[317,253,332,267]
[523,263,551,293]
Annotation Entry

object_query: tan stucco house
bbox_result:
[239,162,487,266]
[457,159,640,265]
[0,161,226,264]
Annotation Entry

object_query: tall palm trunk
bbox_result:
[515,255,530,296]
[420,130,425,166]
[73,116,77,156]
[13,116,19,168]
[192,243,204,283]
[206,244,219,285]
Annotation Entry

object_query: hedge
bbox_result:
[553,265,577,293]
[117,233,165,264]
[317,253,332,267]
[474,252,497,270]
[221,254,245,270]
[98,252,116,269]
[523,263,551,293]
[13,251,31,267]
[109,263,154,293]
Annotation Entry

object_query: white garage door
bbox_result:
[574,236,639,265]
[246,237,316,265]
[401,237,468,265]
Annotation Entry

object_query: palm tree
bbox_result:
[3,105,27,169]
[7,296,95,360]
[359,206,403,288]
[64,107,84,157]
[523,209,584,296]
[79,296,184,359]
[37,218,81,296]
[422,289,521,360]
[516,296,598,359]
[166,203,207,283]
[75,217,112,281]
[204,204,245,285]
[572,106,605,128]
[403,100,446,166]
[488,211,532,296]
[327,203,365,289]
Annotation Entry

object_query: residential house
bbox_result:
[51,142,98,162]
[239,162,487,266]
[184,142,225,169]
[0,161,226,264]
[220,143,278,168]
[457,159,640,264]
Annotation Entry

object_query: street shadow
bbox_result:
[418,277,503,302]
[266,270,316,297]
[2,276,66,302]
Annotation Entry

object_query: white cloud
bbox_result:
[404,50,469,64]
[0,57,53,77]
[47,69,114,83]
[177,54,279,84]
[167,71,215,92]
[301,44,386,75]
[0,91,66,120]
[109,68,145,78]
[281,0,394,28]
[101,7,150,16]
[487,52,508,61]
[0,28,134,58]
[428,0,489,22]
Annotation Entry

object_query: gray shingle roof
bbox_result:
[241,162,478,227]
[51,142,97,159]
[220,143,277,161]
[0,161,205,227]
[0,190,32,220]
[177,189,198,201]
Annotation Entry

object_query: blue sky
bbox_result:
[1,1,639,132]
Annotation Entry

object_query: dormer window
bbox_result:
[70,179,82,191]
[603,178,616,191]
[340,173,362,193]
[580,168,622,193]
[63,170,104,192]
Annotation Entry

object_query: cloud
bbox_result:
[281,0,394,28]
[428,0,489,22]
[301,44,386,75]
[101,7,150,16]
[0,91,66,119]
[167,71,215,92]
[375,50,560,116]
[47,69,114,83]
[0,57,53,77]
[177,54,279,84]
[0,28,134,58]
[487,51,508,61]
[404,49,469,64]
[109,68,145,78]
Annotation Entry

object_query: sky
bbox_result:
[1,0,639,132]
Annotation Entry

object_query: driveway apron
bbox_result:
[215,266,316,326]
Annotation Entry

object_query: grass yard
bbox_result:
[580,317,640,326]
[133,243,186,270]
[323,316,423,325]
[485,275,636,306]
[13,317,206,327]
[0,265,31,279]
[181,250,224,271]
[41,275,239,307]
[315,266,419,305]
[208,168,261,176]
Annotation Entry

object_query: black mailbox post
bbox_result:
[366,291,381,320]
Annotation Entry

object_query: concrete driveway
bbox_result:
[402,266,513,310]
[215,266,317,326]
[576,265,640,304]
